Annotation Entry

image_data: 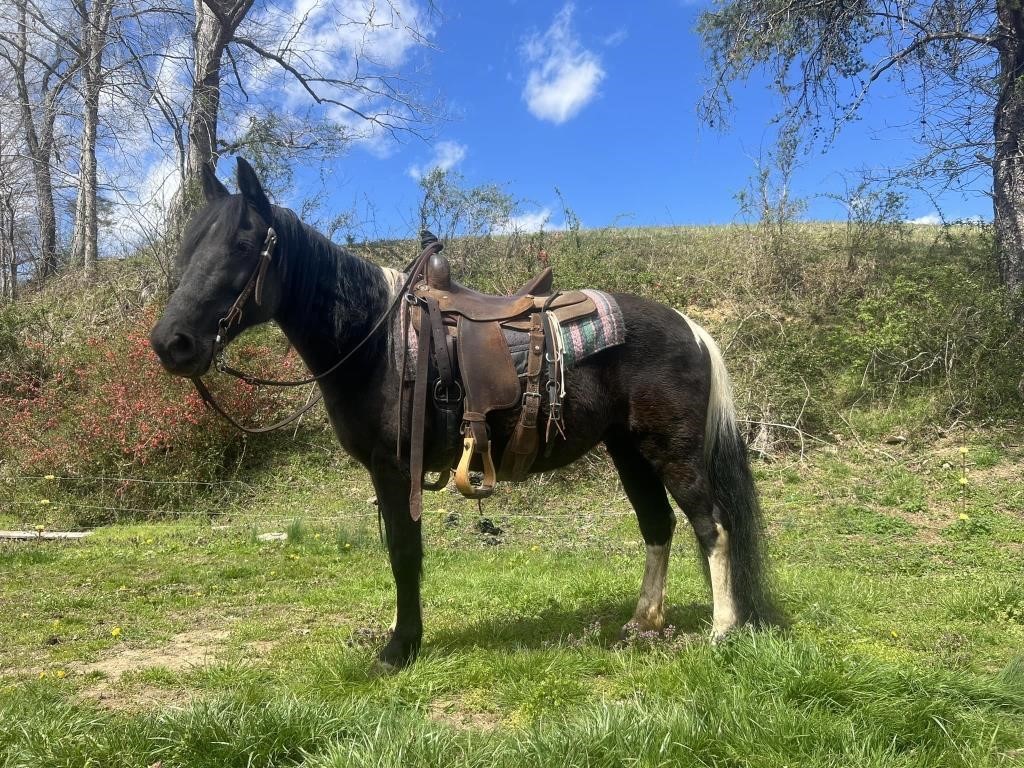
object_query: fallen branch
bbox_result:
[0,530,92,540]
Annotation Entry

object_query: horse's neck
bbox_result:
[273,213,393,379]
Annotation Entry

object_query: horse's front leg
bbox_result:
[370,451,423,669]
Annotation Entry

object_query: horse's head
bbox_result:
[151,158,283,377]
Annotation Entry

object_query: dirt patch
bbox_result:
[86,683,190,711]
[427,697,502,732]
[80,629,229,680]
[79,629,229,708]
[243,639,279,657]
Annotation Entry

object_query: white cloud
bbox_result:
[603,28,628,47]
[101,154,181,251]
[496,208,566,234]
[240,0,434,152]
[521,4,605,125]
[407,140,468,180]
[908,212,942,225]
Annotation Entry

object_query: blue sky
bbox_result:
[286,1,993,236]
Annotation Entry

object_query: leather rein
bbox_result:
[189,228,440,435]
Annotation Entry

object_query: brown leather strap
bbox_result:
[425,296,453,387]
[218,227,277,339]
[408,302,432,522]
[500,313,545,480]
[190,376,323,434]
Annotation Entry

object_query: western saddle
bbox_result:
[403,232,597,520]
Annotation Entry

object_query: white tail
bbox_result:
[675,311,737,461]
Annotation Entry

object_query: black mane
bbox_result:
[269,205,391,349]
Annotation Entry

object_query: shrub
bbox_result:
[0,302,322,524]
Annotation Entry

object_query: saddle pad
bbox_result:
[557,290,625,366]
[395,289,625,379]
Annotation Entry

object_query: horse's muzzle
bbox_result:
[150,323,214,378]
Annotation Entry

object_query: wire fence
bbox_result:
[0,471,638,534]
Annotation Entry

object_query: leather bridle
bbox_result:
[189,227,439,434]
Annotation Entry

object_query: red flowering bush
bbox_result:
[0,301,321,523]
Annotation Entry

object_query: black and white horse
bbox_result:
[150,158,778,668]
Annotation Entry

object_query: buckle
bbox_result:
[521,391,542,408]
[433,379,463,405]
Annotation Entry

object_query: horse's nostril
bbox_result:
[151,327,202,373]
[168,332,195,358]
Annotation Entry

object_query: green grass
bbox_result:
[2,434,1023,767]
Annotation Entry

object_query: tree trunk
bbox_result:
[186,1,228,186]
[178,0,253,218]
[994,2,1024,308]
[12,0,60,281]
[0,194,15,302]
[71,0,112,283]
[77,82,100,282]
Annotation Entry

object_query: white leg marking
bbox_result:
[708,523,738,640]
[631,543,670,631]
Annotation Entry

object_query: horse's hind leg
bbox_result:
[657,460,739,641]
[606,431,676,633]
[617,430,740,641]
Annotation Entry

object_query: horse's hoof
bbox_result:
[370,657,402,677]
[710,625,737,645]
[619,621,639,642]
[377,636,419,670]
[620,616,665,641]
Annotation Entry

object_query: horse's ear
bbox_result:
[200,162,229,202]
[236,157,272,222]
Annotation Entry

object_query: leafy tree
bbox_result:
[699,1,1024,305]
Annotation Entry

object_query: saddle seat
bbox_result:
[416,252,554,321]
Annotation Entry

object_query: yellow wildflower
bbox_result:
[55,670,66,679]
[44,474,56,480]
[111,626,122,638]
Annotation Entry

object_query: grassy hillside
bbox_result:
[1,220,1020,524]
[1,222,1022,766]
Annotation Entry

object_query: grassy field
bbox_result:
[2,429,1023,767]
